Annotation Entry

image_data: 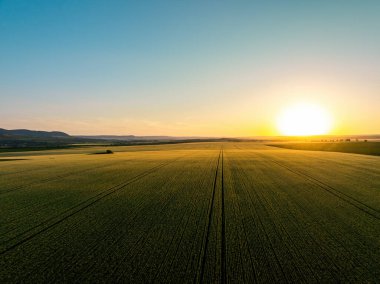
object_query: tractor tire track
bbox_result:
[238,148,375,280]
[0,156,185,255]
[0,157,139,195]
[0,157,150,234]
[152,159,215,282]
[267,147,380,176]
[220,149,227,284]
[238,146,380,219]
[195,149,222,284]
[161,157,216,282]
[256,153,380,220]
[106,158,210,282]
[36,162,192,282]
[243,165,329,282]
[0,156,150,238]
[240,149,372,281]
[183,169,215,280]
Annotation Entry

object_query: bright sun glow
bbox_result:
[277,103,332,136]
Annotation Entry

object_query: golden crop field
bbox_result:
[1,142,379,282]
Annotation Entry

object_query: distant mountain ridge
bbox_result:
[0,128,70,138]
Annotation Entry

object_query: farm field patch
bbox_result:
[0,142,379,282]
[268,141,380,156]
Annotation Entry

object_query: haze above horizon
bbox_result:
[1,0,379,136]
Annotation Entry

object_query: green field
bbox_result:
[268,141,380,156]
[1,142,379,282]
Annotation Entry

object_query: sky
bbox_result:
[1,0,379,136]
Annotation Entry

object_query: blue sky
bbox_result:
[1,0,379,135]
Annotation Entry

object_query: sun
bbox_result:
[277,102,332,136]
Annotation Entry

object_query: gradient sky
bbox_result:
[1,0,379,136]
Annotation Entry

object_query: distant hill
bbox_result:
[0,128,70,138]
[77,135,177,141]
[76,135,213,141]
[0,128,222,149]
[0,128,216,144]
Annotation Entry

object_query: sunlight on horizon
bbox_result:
[277,102,332,136]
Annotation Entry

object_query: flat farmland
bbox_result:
[269,142,380,156]
[0,142,379,283]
